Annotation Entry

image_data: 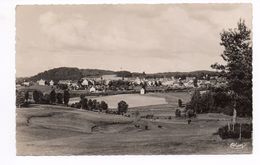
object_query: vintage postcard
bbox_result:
[15,4,252,155]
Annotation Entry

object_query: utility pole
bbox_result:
[233,100,237,131]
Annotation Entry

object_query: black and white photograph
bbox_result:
[14,3,253,156]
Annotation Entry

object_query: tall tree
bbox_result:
[63,90,70,106]
[190,90,201,113]
[56,93,63,104]
[33,90,43,103]
[50,89,56,104]
[25,91,29,102]
[211,19,252,117]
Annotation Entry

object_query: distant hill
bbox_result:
[20,67,218,81]
[80,69,115,77]
[26,67,115,81]
[28,67,83,81]
[146,70,219,79]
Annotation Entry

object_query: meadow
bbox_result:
[16,91,252,155]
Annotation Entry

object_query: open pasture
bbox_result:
[16,104,252,155]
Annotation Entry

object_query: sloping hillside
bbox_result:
[20,66,218,82]
[29,67,83,81]
[16,104,252,155]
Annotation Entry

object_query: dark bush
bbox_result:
[92,99,97,110]
[80,97,88,110]
[71,102,81,109]
[118,100,128,114]
[16,90,25,107]
[56,93,63,104]
[218,123,252,139]
[186,109,196,118]
[178,99,182,107]
[63,90,70,105]
[100,101,108,111]
[221,105,233,116]
[175,109,181,117]
[33,90,43,103]
[25,91,29,102]
[88,99,94,110]
[41,94,50,104]
[20,101,30,107]
[145,114,154,119]
[50,89,56,104]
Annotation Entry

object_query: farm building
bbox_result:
[81,79,89,86]
[38,79,46,86]
[22,81,30,86]
[49,80,54,86]
[70,82,79,89]
[102,74,123,81]
[90,86,96,93]
[140,88,146,95]
[134,77,142,85]
[58,80,71,86]
[162,80,174,86]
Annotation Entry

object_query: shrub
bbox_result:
[100,101,108,111]
[71,102,81,109]
[175,109,181,117]
[92,99,98,110]
[25,91,29,102]
[80,97,88,110]
[63,90,70,106]
[33,90,43,103]
[41,94,50,104]
[56,93,63,104]
[217,123,252,139]
[221,105,233,116]
[16,90,25,107]
[88,99,94,110]
[178,99,182,107]
[50,89,56,104]
[186,109,196,118]
[118,100,128,114]
[145,114,154,119]
[190,90,201,113]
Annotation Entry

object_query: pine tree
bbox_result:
[211,19,252,117]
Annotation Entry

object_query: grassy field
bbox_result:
[70,94,168,108]
[16,100,252,155]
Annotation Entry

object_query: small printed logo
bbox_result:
[230,142,246,149]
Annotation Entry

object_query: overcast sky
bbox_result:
[16,4,252,77]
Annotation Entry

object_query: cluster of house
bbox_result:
[17,74,227,93]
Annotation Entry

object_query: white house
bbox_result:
[38,79,45,86]
[90,86,96,93]
[49,80,54,86]
[162,80,174,86]
[81,79,89,86]
[23,81,30,86]
[71,82,79,89]
[134,77,141,85]
[140,88,146,95]
[58,80,71,86]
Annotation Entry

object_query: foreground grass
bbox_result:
[16,104,252,155]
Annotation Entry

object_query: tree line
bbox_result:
[189,19,252,117]
[16,89,70,107]
[71,94,128,115]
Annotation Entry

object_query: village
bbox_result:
[17,73,227,94]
